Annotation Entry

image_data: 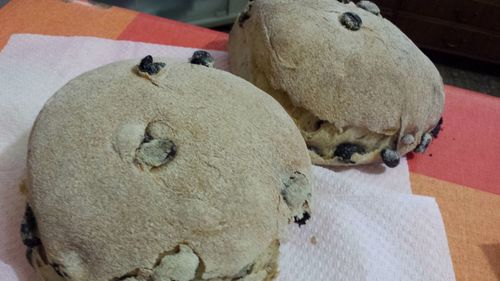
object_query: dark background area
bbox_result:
[375,0,500,96]
[0,0,10,7]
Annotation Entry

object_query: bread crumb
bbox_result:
[310,236,317,245]
[19,180,28,195]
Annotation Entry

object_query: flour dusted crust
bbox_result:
[26,57,312,281]
[229,0,445,167]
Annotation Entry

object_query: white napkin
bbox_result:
[279,166,455,281]
[0,34,455,281]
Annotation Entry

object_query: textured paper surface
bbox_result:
[280,166,455,281]
[0,34,455,281]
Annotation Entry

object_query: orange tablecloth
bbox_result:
[1,1,499,280]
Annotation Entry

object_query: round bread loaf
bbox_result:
[24,55,312,281]
[229,0,445,167]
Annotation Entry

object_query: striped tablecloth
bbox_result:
[1,1,499,280]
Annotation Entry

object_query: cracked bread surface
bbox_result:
[26,58,312,281]
[229,0,445,166]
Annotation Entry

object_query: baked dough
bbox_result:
[25,55,312,281]
[229,0,445,167]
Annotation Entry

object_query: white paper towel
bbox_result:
[0,34,455,281]
[279,166,455,281]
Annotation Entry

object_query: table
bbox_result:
[1,1,499,280]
